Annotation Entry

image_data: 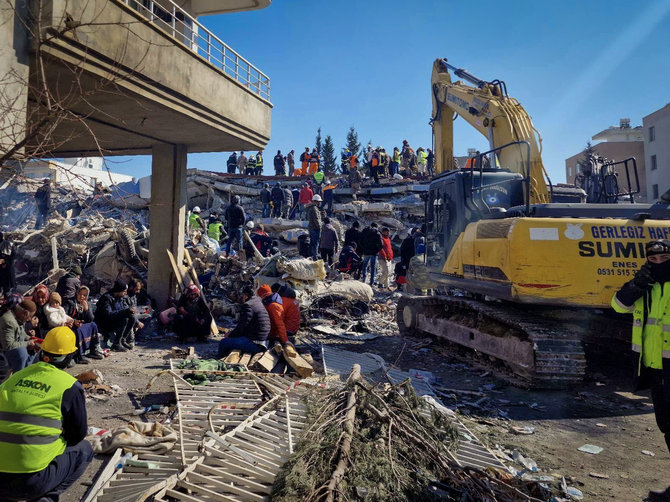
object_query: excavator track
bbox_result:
[397,294,587,389]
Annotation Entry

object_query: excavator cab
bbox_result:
[425,144,526,269]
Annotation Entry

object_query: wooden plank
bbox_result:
[166,249,188,290]
[197,463,272,494]
[184,249,218,336]
[252,351,279,373]
[224,350,242,364]
[81,449,123,502]
[238,353,252,367]
[282,348,313,378]
[248,352,264,368]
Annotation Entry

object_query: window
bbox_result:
[651,155,657,171]
[567,167,572,177]
[649,126,656,142]
[653,184,659,200]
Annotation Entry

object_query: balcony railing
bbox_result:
[120,0,270,101]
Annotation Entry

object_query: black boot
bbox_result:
[111,343,127,352]
[648,487,670,502]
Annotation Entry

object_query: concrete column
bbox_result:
[148,144,187,308]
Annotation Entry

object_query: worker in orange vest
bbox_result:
[308,148,320,175]
[296,147,310,176]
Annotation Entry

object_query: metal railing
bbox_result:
[120,0,270,101]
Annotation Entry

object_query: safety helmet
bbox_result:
[245,220,255,230]
[232,195,240,204]
[186,284,201,296]
[312,194,322,202]
[42,327,77,355]
[193,206,201,213]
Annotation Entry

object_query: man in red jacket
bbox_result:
[297,183,314,219]
[377,227,394,289]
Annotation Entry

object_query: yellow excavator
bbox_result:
[397,58,670,388]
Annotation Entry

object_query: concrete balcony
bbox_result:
[22,0,272,156]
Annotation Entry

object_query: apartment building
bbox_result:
[643,103,670,201]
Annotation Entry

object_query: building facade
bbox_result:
[564,119,647,202]
[643,103,670,201]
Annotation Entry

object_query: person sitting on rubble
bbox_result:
[94,279,136,352]
[55,265,82,314]
[344,221,362,248]
[29,284,51,336]
[271,182,285,218]
[188,206,206,233]
[394,261,408,291]
[0,233,16,299]
[337,241,362,279]
[246,224,273,259]
[45,292,75,331]
[0,298,38,373]
[224,195,246,257]
[0,326,93,502]
[124,278,147,349]
[271,283,300,343]
[70,285,103,361]
[174,284,212,342]
[319,217,339,266]
[257,285,296,354]
[297,233,311,259]
[217,284,270,358]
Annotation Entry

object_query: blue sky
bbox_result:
[106,0,670,183]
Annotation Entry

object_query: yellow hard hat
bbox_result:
[42,327,77,355]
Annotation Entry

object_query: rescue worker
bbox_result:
[255,150,264,176]
[313,168,325,195]
[322,179,337,216]
[224,195,246,256]
[426,148,435,177]
[237,151,248,174]
[207,211,226,245]
[305,194,323,260]
[0,326,93,502]
[246,154,256,176]
[271,183,285,218]
[188,207,206,233]
[341,149,351,174]
[273,150,285,176]
[287,150,295,176]
[271,283,300,342]
[298,147,310,176]
[308,148,320,175]
[612,239,670,501]
[391,147,401,177]
[416,147,428,177]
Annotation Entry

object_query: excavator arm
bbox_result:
[431,58,550,204]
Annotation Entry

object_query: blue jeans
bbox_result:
[226,227,243,255]
[0,440,93,501]
[324,197,333,216]
[262,203,271,218]
[217,336,267,359]
[309,229,321,260]
[361,255,377,285]
[4,347,37,373]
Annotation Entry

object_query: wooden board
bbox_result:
[238,353,252,367]
[251,350,280,373]
[282,347,313,378]
[184,249,218,336]
[223,350,241,364]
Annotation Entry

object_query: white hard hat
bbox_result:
[193,206,201,213]
[245,220,254,230]
[312,194,322,202]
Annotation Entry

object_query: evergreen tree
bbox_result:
[315,127,322,158]
[579,141,597,173]
[345,126,361,156]
[322,135,336,173]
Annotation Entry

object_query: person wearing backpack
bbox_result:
[359,222,383,286]
[224,195,246,255]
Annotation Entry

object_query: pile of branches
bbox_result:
[272,365,553,502]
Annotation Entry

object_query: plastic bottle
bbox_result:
[87,426,108,436]
[133,404,164,415]
[116,453,132,469]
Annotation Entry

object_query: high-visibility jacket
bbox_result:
[612,283,670,372]
[464,157,478,169]
[189,213,204,230]
[393,151,401,163]
[255,154,263,169]
[313,171,325,185]
[208,222,224,241]
[0,362,75,473]
[417,151,428,164]
[301,152,311,170]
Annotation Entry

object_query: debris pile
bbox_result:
[272,365,555,502]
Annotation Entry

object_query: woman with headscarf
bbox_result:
[70,286,103,361]
[30,284,50,337]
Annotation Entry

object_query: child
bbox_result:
[395,262,408,291]
[44,292,74,329]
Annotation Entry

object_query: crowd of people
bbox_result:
[224,139,434,182]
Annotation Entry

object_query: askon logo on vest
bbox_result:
[15,379,52,394]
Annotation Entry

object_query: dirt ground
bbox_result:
[64,309,668,502]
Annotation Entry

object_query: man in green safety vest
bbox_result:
[612,239,670,502]
[0,326,92,501]
[207,210,226,245]
[254,150,264,176]
[313,169,325,195]
[188,206,206,233]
